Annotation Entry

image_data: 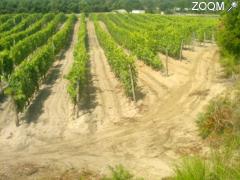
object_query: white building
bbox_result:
[113,9,128,14]
[174,7,181,11]
[131,10,145,14]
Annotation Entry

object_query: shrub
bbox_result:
[196,96,233,139]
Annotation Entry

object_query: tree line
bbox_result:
[0,0,192,13]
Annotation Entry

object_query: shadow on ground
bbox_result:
[23,64,62,124]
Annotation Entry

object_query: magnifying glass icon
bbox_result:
[227,1,238,12]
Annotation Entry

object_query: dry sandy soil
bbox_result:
[0,19,230,179]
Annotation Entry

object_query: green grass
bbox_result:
[174,140,240,180]
[174,157,206,180]
[102,165,143,180]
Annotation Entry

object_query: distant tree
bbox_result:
[79,0,91,13]
[0,0,195,13]
[159,0,175,12]
[67,0,80,13]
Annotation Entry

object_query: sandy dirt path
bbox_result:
[0,20,229,180]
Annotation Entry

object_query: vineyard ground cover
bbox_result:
[112,14,217,58]
[0,15,14,24]
[99,14,162,70]
[0,14,43,39]
[10,13,66,66]
[0,14,55,51]
[0,14,26,33]
[0,13,66,84]
[0,13,231,180]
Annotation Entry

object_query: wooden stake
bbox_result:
[73,103,76,120]
[212,31,215,43]
[180,40,183,61]
[129,65,136,102]
[76,80,80,119]
[0,74,2,94]
[52,40,55,55]
[203,32,206,46]
[192,33,195,51]
[0,79,2,95]
[165,49,169,76]
[11,97,19,127]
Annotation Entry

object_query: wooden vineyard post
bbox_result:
[75,79,80,119]
[192,33,195,51]
[0,81,2,95]
[212,31,215,43]
[11,97,19,127]
[73,102,76,120]
[180,40,183,61]
[13,18,16,46]
[128,64,136,102]
[12,18,16,68]
[165,48,169,76]
[203,32,206,46]
[0,75,2,94]
[52,39,55,55]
